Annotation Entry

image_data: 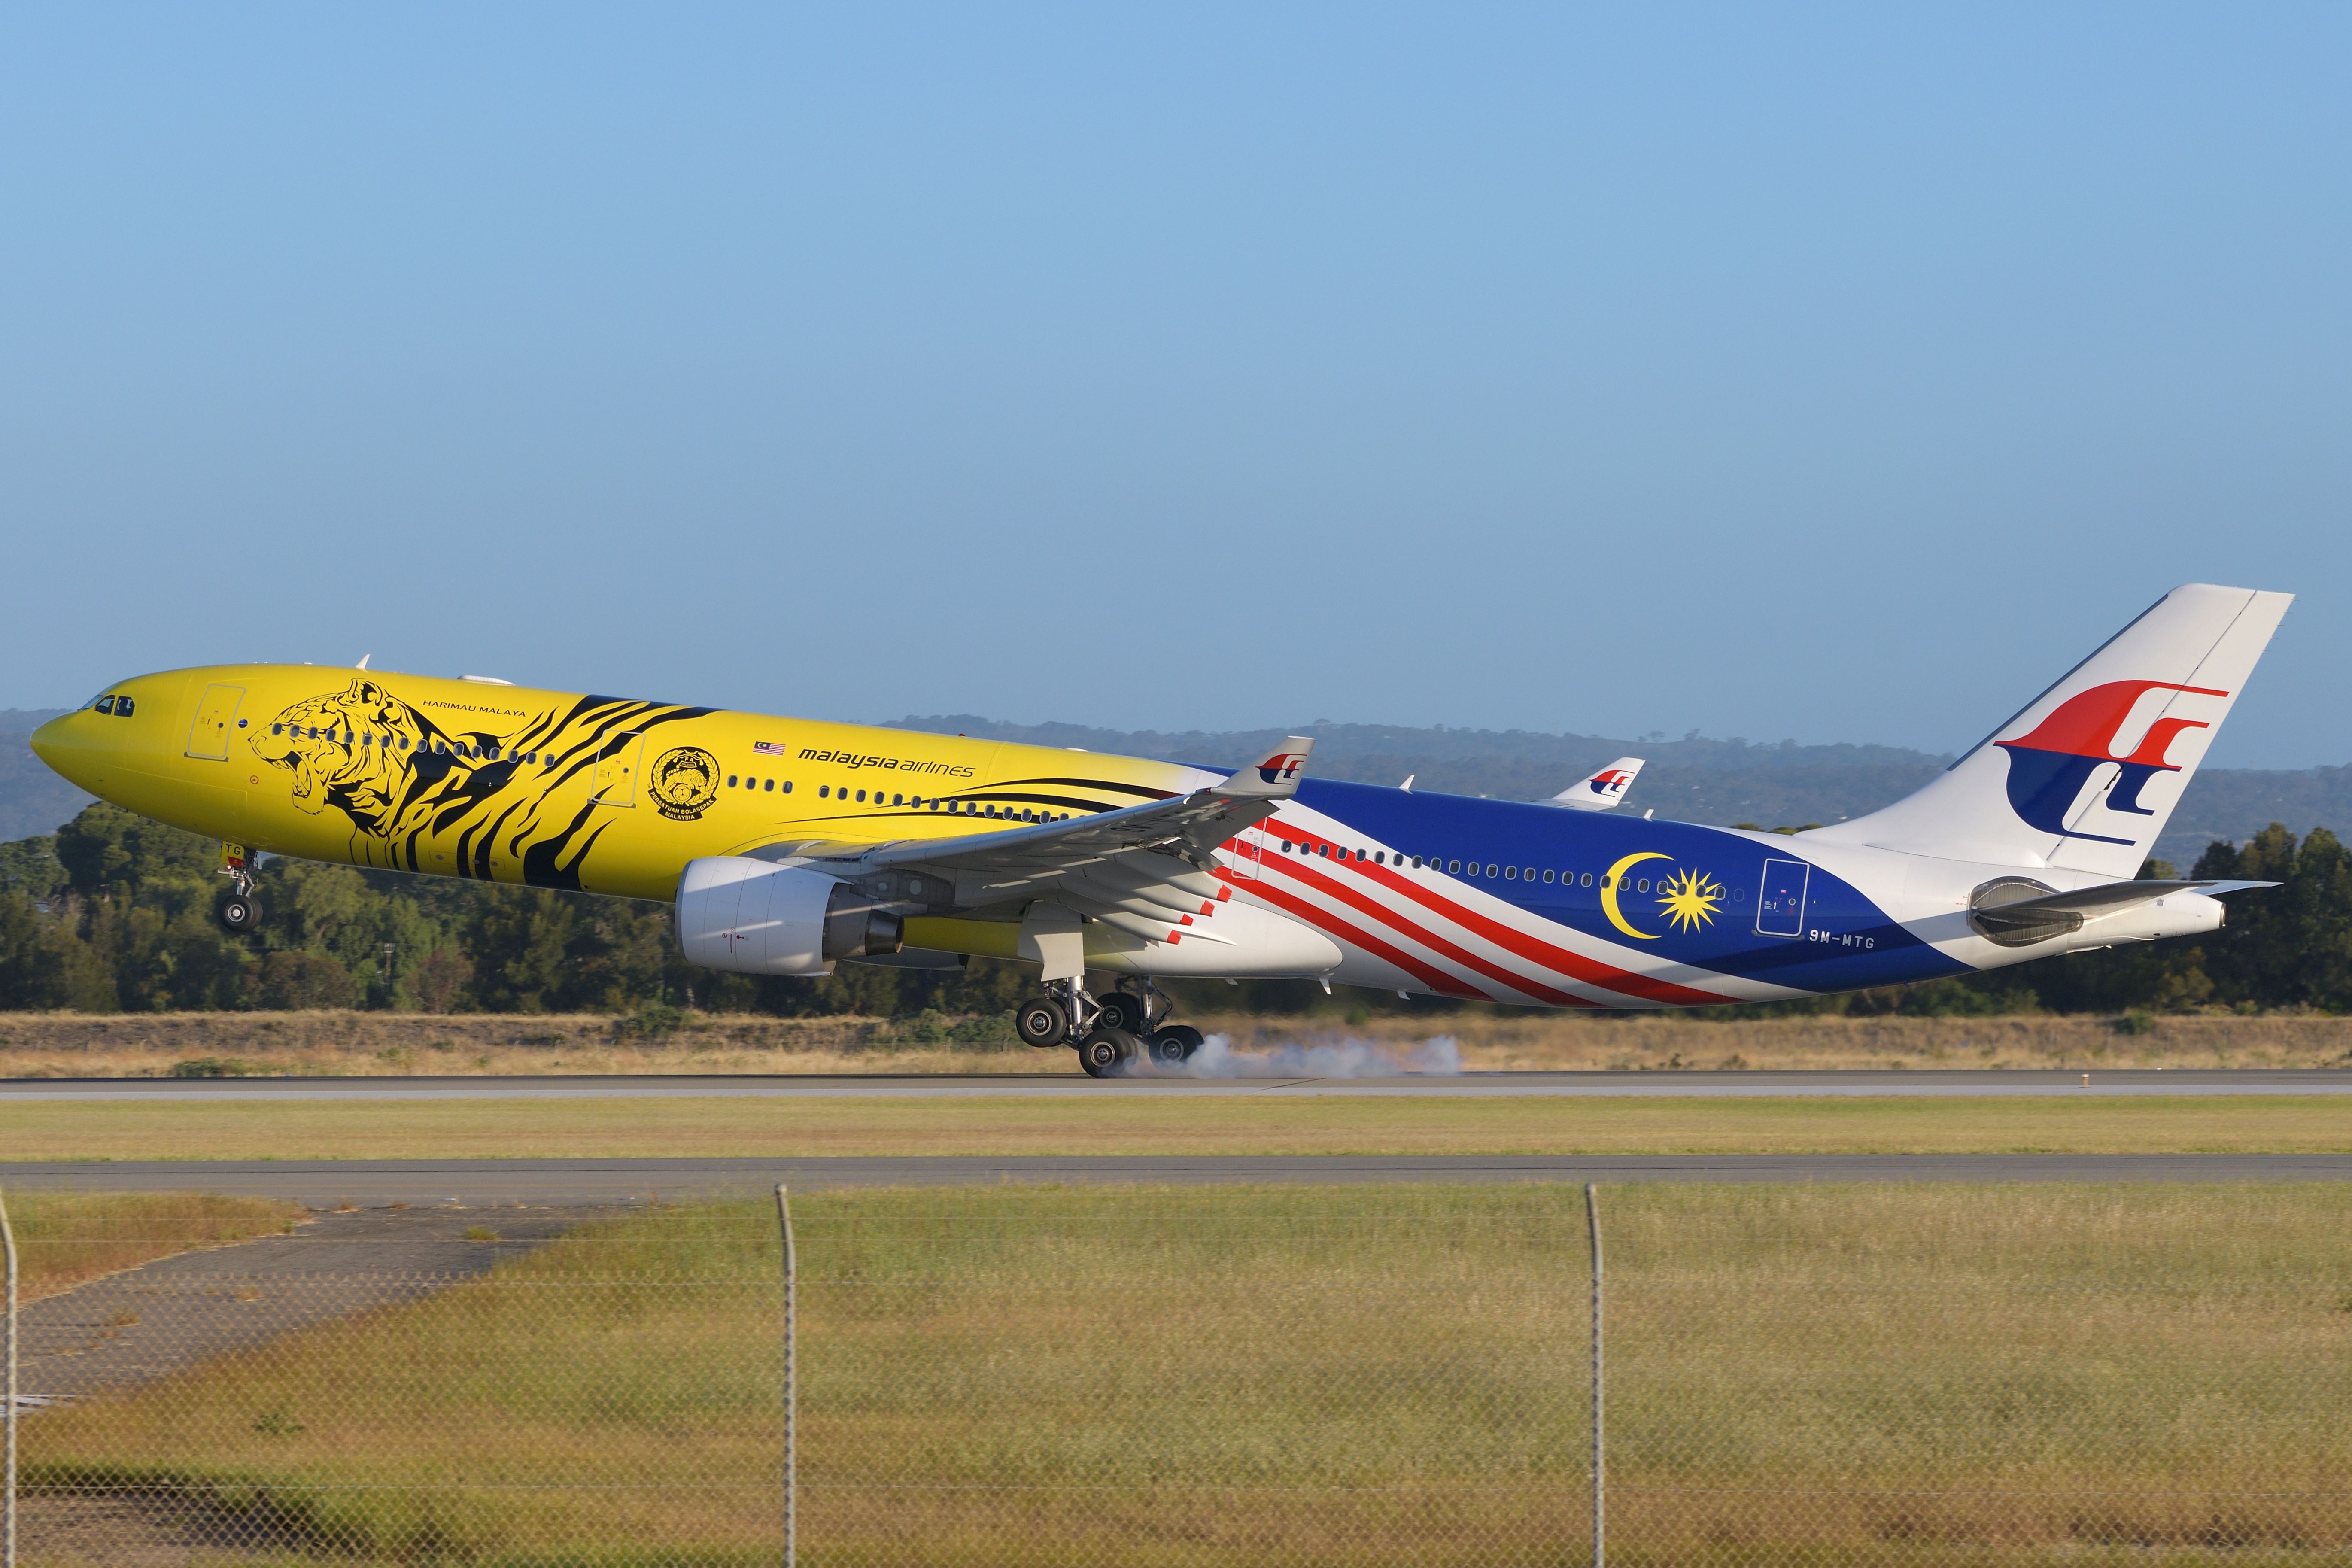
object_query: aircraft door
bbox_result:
[1225,821,1265,880]
[185,684,244,761]
[592,732,645,807]
[1755,858,1810,938]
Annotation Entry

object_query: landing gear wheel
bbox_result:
[1076,1028,1141,1077]
[1094,991,1148,1036]
[219,894,262,934]
[1147,1024,1205,1066]
[1015,996,1071,1048]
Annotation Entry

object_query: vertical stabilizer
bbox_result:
[1544,757,1645,811]
[1807,584,2291,877]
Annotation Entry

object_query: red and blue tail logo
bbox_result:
[1256,750,1307,785]
[1588,769,1632,798]
[1995,680,2227,845]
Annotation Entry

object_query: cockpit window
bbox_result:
[92,696,115,714]
[114,697,134,717]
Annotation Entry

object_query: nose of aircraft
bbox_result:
[30,710,100,790]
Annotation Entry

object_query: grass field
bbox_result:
[9,1091,2352,1161]
[1,1190,303,1300]
[21,1184,2352,1566]
[4,1008,2350,1076]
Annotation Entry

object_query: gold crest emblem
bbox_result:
[648,746,721,822]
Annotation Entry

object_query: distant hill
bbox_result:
[1,703,2343,868]
[0,709,90,841]
[890,715,2352,870]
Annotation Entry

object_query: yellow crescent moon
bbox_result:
[1600,851,1672,940]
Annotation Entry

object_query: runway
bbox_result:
[6,1153,2352,1207]
[6,1068,2349,1100]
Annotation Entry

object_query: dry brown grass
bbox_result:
[3,1008,2350,1079]
[22,1186,2352,1565]
[2,1190,304,1301]
[8,1091,2352,1161]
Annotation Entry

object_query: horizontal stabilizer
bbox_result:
[1969,877,2274,945]
[1545,757,1644,811]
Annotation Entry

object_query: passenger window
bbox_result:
[1637,878,1650,892]
[93,696,115,714]
[271,723,283,735]
[1543,869,1555,882]
[728,776,739,789]
[782,781,793,793]
[1486,863,1499,878]
[1504,866,1517,879]
[1447,859,1460,873]
[856,789,867,802]
[894,794,905,806]
[764,778,775,792]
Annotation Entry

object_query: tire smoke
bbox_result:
[1149,1033,1462,1079]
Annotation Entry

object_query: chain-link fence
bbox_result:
[5,1182,2350,1566]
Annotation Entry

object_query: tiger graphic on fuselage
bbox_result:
[248,678,714,882]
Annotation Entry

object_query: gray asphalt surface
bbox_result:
[8,1068,2350,1099]
[17,1206,595,1400]
[8,1154,2352,1207]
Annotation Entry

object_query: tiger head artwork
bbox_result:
[248,678,714,882]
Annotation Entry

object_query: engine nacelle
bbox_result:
[675,856,903,976]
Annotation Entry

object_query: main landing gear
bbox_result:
[1014,978,1204,1078]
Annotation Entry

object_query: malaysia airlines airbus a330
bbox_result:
[32,583,2289,1075]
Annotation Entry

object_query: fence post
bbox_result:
[3,1187,17,1568]
[776,1184,796,1568]
[1586,1182,1604,1568]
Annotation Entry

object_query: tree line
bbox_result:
[1,802,2347,1018]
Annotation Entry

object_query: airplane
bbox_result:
[30,582,2288,1077]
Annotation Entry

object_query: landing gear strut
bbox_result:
[1012,978,1203,1076]
[217,846,262,935]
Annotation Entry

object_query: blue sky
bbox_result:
[5,6,2346,766]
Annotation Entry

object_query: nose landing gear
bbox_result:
[216,842,262,935]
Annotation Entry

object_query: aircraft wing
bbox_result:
[791,737,1314,910]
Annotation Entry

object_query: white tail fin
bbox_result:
[1545,757,1645,811]
[1808,584,2291,876]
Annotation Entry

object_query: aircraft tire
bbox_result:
[1014,996,1070,1048]
[1094,991,1148,1035]
[1076,1028,1139,1077]
[1148,1024,1204,1065]
[219,894,262,935]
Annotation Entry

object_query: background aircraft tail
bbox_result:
[1544,756,1644,810]
[1806,584,2292,878]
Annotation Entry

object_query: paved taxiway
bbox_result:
[5,1068,2348,1100]
[6,1154,2352,1207]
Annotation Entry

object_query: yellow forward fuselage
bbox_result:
[31,664,1197,913]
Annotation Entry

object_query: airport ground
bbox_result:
[9,1084,2352,1163]
[3,1006,2351,1077]
[13,1183,2352,1564]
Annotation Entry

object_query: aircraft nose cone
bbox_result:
[29,713,93,786]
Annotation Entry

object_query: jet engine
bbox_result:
[675,855,903,976]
